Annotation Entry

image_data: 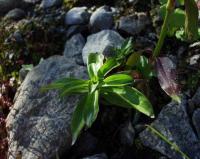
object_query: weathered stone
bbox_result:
[139,98,200,159]
[192,108,200,139]
[4,8,26,21]
[63,34,85,58]
[66,25,88,38]
[6,56,87,159]
[82,30,124,64]
[82,153,108,159]
[119,122,135,146]
[65,7,90,26]
[118,12,150,35]
[191,87,200,106]
[0,0,27,16]
[40,0,63,9]
[89,6,114,33]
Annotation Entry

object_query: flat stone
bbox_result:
[139,97,200,159]
[82,30,124,64]
[65,7,90,26]
[6,56,87,159]
[89,6,114,33]
[63,34,85,58]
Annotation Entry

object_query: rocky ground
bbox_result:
[0,0,200,159]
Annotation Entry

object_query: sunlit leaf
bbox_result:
[98,58,120,77]
[87,53,104,80]
[135,56,154,79]
[103,74,133,87]
[155,57,181,103]
[41,78,89,92]
[101,86,154,118]
[83,90,99,127]
[71,96,87,145]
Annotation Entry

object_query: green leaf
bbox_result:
[126,52,141,67]
[41,78,89,92]
[160,5,185,36]
[115,38,134,61]
[135,56,154,79]
[59,81,89,97]
[101,86,154,118]
[184,0,199,41]
[87,53,104,80]
[98,58,120,77]
[71,95,87,145]
[83,90,99,127]
[159,0,184,5]
[103,74,133,87]
[22,64,34,71]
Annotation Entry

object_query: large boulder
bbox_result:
[63,34,85,58]
[65,7,90,26]
[0,0,27,16]
[4,8,26,21]
[82,30,124,64]
[139,97,200,159]
[89,6,114,33]
[6,56,87,159]
[118,12,150,35]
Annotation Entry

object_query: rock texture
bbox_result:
[192,108,200,139]
[0,0,27,16]
[118,12,150,35]
[82,30,124,64]
[40,0,63,8]
[4,8,26,21]
[89,6,114,33]
[64,34,85,58]
[65,7,90,26]
[6,56,87,159]
[82,153,108,159]
[139,98,200,159]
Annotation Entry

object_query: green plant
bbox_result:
[43,40,154,144]
[156,0,199,48]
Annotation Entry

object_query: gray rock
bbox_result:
[0,0,27,16]
[66,25,88,38]
[82,153,108,159]
[23,0,41,4]
[64,34,85,58]
[19,68,29,82]
[192,108,200,139]
[119,122,135,146]
[4,8,26,21]
[191,87,200,106]
[139,98,200,159]
[118,12,150,35]
[65,7,90,26]
[82,30,124,64]
[188,54,200,65]
[6,56,87,159]
[90,6,114,33]
[40,0,63,8]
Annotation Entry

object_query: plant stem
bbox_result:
[153,0,175,58]
[146,125,191,159]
